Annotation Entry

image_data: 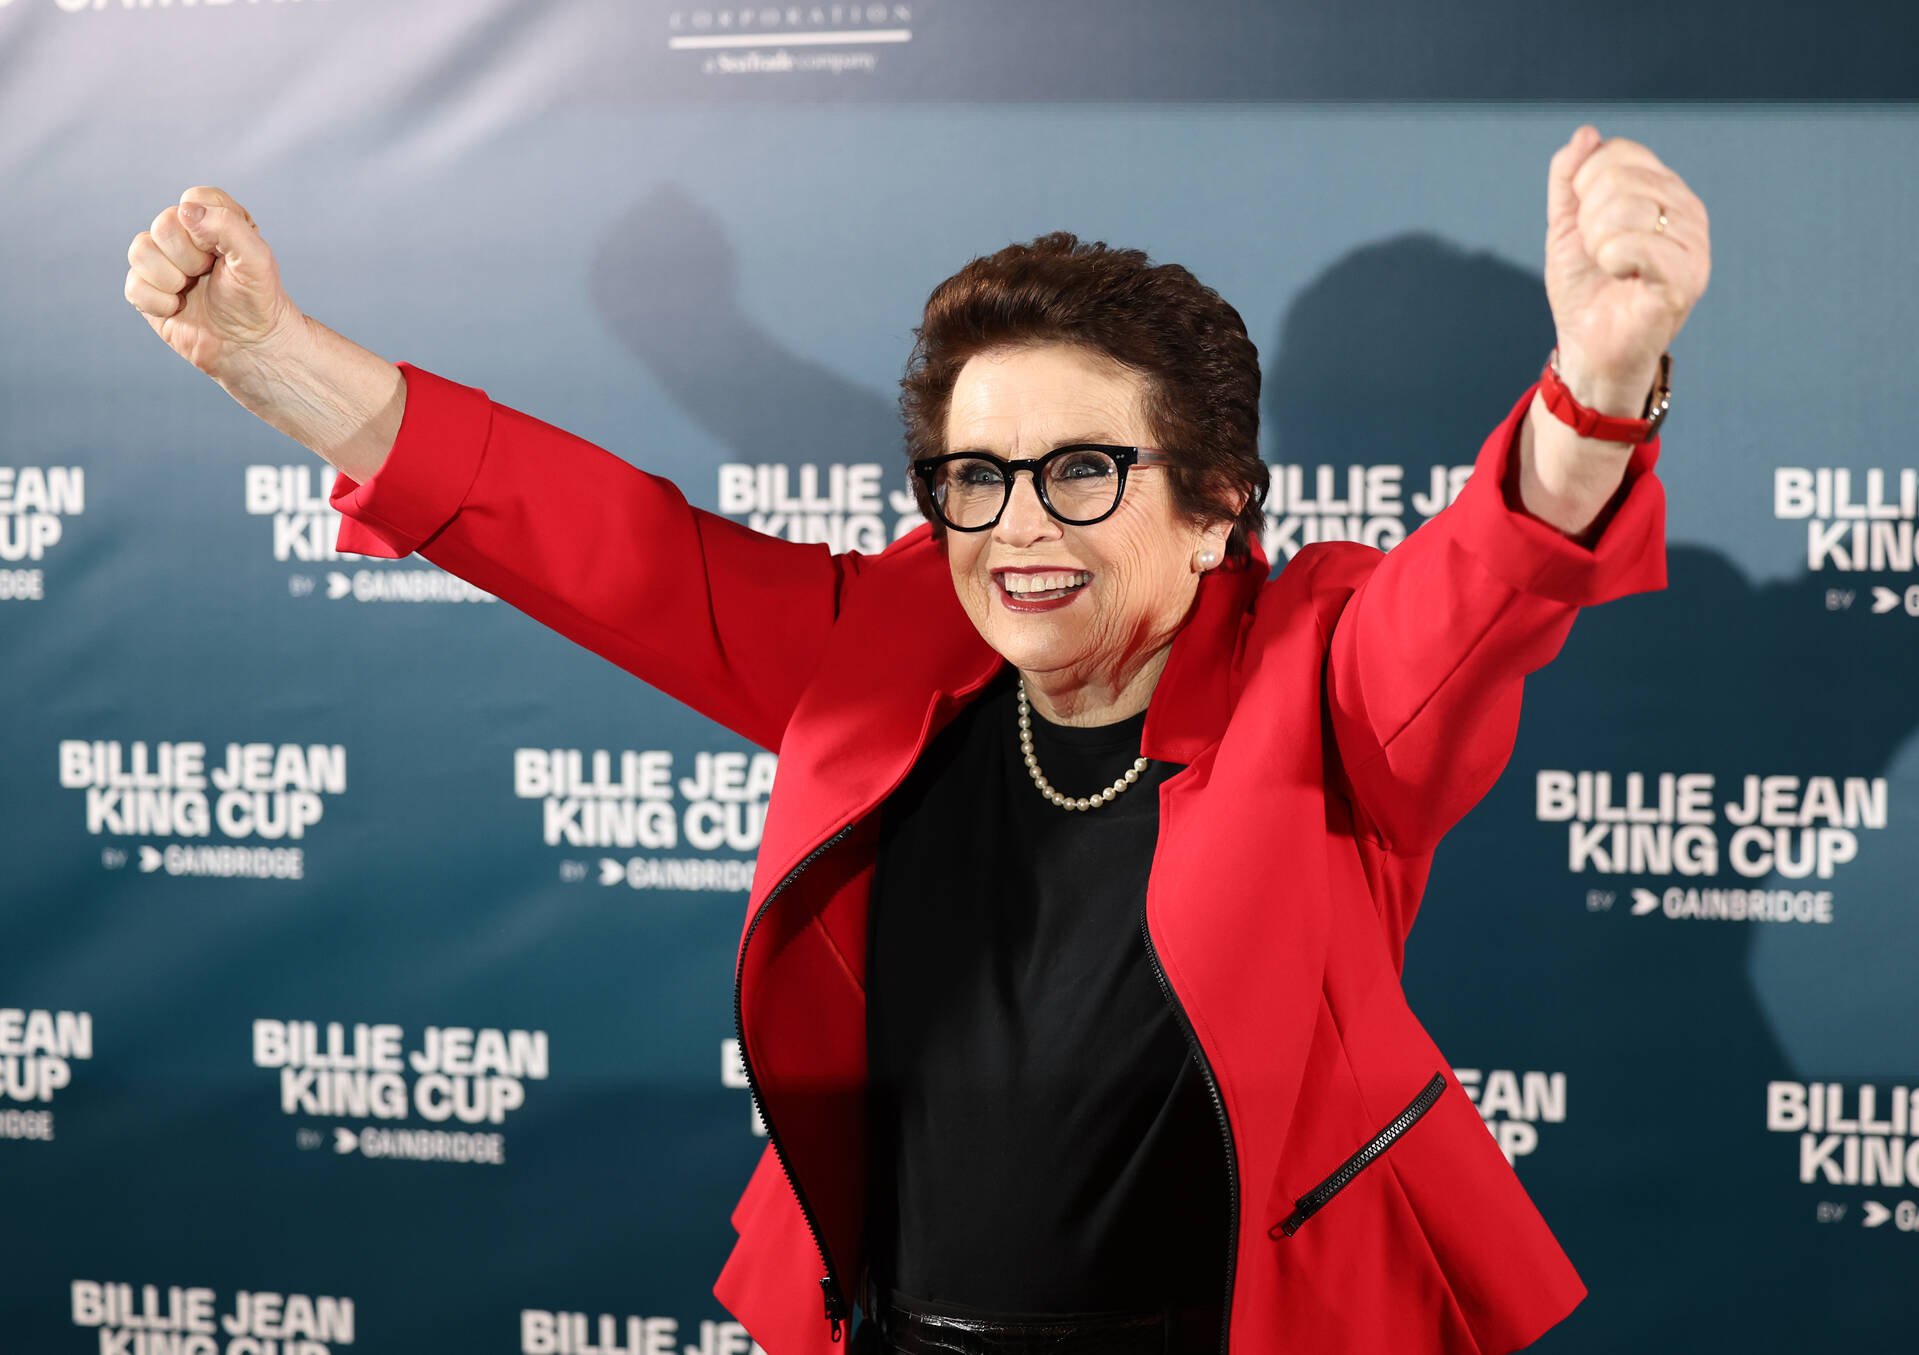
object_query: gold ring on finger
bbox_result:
[1654,202,1668,234]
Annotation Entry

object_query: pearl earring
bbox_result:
[1194,548,1219,571]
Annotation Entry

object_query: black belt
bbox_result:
[857,1280,1223,1355]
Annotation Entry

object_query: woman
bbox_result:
[123,123,1708,1354]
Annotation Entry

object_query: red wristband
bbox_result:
[1537,349,1672,444]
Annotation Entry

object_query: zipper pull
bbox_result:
[821,1274,845,1342]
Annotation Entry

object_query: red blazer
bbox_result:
[332,363,1668,1355]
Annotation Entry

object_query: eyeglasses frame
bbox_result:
[909,444,1178,531]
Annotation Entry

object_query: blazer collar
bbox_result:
[1140,541,1264,765]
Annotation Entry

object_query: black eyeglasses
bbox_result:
[910,445,1176,531]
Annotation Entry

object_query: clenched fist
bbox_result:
[1512,125,1712,541]
[124,187,306,384]
[1544,125,1712,409]
[124,186,403,482]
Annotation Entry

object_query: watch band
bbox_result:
[1538,348,1672,444]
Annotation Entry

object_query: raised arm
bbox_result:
[1316,382,1668,862]
[329,362,858,750]
[1317,125,1709,870]
[126,186,857,751]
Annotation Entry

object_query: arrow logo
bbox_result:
[138,845,163,873]
[1863,1200,1891,1227]
[599,858,625,885]
[327,572,351,599]
[1870,587,1899,614]
[333,1127,359,1155]
[1630,888,1660,916]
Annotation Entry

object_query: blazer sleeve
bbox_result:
[328,362,864,753]
[1319,380,1669,860]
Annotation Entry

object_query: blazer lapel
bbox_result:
[1142,540,1269,767]
[750,530,1004,908]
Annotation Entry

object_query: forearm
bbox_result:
[218,312,406,484]
[1512,356,1656,546]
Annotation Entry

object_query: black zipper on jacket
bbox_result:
[1273,1070,1446,1238]
[1140,901,1238,1355]
[734,821,859,1343]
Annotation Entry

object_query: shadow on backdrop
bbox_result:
[590,184,902,471]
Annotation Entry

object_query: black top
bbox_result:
[864,664,1231,1316]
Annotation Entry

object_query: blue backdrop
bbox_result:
[5,1,1917,1350]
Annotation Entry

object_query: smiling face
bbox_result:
[939,343,1233,722]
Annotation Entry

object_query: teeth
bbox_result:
[1002,570,1090,594]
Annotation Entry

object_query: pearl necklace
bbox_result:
[1016,677,1152,812]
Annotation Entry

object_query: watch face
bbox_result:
[1643,387,1671,437]
[1640,352,1674,433]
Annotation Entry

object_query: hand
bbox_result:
[1543,126,1711,412]
[124,186,307,385]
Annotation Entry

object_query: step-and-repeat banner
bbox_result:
[4,2,1916,1350]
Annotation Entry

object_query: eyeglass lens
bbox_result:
[930,450,1122,528]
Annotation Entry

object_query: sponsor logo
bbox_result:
[1539,771,1889,921]
[518,748,773,892]
[719,463,922,551]
[59,740,347,880]
[69,1281,354,1355]
[1456,1067,1565,1165]
[522,1309,766,1355]
[254,1020,547,1166]
[0,1008,91,1142]
[1262,462,1473,564]
[0,464,82,600]
[1776,467,1918,574]
[245,466,495,604]
[1768,1081,1919,1234]
[669,5,913,79]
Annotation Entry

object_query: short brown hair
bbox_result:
[899,232,1267,565]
